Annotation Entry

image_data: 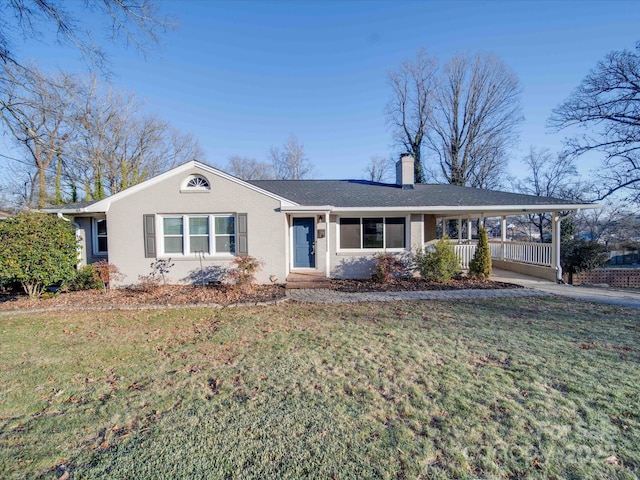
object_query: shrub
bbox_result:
[372,252,406,283]
[93,260,123,291]
[228,255,263,290]
[561,239,608,284]
[136,258,175,291]
[69,265,104,291]
[469,226,492,280]
[413,236,460,282]
[0,212,78,298]
[150,258,174,285]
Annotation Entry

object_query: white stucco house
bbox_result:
[44,155,597,286]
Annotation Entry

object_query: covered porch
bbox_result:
[429,210,575,283]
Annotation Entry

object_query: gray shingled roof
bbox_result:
[42,200,100,212]
[249,180,580,208]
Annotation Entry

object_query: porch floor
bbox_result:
[286,272,331,289]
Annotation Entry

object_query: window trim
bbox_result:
[157,214,236,257]
[337,216,408,252]
[92,217,108,256]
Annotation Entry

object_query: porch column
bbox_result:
[457,217,462,243]
[325,211,331,278]
[501,216,507,261]
[552,212,562,283]
[467,218,473,241]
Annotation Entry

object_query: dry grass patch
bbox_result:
[0,298,638,479]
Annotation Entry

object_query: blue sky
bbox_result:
[6,0,640,182]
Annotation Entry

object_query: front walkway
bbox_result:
[286,269,640,309]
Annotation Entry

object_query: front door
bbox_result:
[293,217,316,268]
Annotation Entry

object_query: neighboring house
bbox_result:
[44,156,597,286]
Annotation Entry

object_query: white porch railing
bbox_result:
[448,241,553,269]
[498,241,552,267]
[454,244,476,269]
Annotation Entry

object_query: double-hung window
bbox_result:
[163,217,184,254]
[93,218,108,255]
[214,216,236,254]
[339,217,406,250]
[161,214,236,255]
[189,217,209,254]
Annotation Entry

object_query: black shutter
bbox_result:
[237,213,248,256]
[143,214,156,258]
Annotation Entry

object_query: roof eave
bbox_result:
[283,204,600,215]
[280,205,335,213]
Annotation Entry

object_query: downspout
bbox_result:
[553,210,579,283]
[58,212,83,269]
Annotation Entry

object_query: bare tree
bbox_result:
[0,1,173,69]
[513,147,579,242]
[428,52,522,188]
[225,156,274,180]
[0,64,78,207]
[576,202,637,247]
[363,155,394,183]
[1,70,203,205]
[268,134,315,180]
[0,1,174,174]
[550,41,640,203]
[385,48,438,184]
[66,79,203,199]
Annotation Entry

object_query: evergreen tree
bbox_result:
[469,225,492,280]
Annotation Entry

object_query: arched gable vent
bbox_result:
[182,174,210,191]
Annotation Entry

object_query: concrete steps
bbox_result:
[286,272,332,289]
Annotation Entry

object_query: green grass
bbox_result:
[1,298,639,479]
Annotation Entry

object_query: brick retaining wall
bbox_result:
[566,269,640,288]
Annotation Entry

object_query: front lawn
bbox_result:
[1,298,638,479]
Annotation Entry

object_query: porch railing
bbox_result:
[447,241,553,269]
[453,244,476,269]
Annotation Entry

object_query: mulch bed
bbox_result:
[331,277,522,293]
[0,277,522,311]
[0,284,287,312]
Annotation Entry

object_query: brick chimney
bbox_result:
[396,153,415,189]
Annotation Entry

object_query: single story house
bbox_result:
[45,155,597,286]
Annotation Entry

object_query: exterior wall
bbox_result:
[410,214,423,249]
[423,214,437,242]
[328,212,420,279]
[74,216,107,266]
[106,166,287,286]
[315,214,328,274]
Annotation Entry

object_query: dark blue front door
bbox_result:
[293,217,315,268]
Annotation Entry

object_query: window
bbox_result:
[183,174,210,191]
[385,217,406,248]
[160,214,235,255]
[189,216,209,253]
[214,216,235,253]
[339,218,360,249]
[163,217,184,254]
[339,217,406,250]
[363,218,384,248]
[93,218,108,254]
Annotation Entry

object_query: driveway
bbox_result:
[491,269,640,309]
